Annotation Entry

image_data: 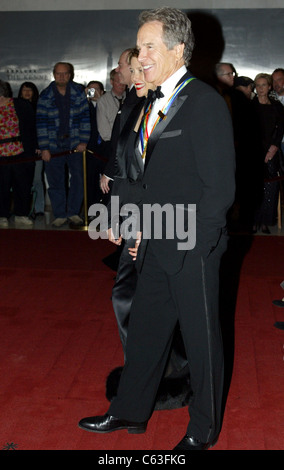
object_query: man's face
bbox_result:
[54,64,71,88]
[137,21,184,87]
[217,65,235,87]
[111,72,126,96]
[115,51,131,87]
[272,71,284,96]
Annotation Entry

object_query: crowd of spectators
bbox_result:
[215,63,284,233]
[0,58,283,232]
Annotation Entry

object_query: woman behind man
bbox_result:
[106,48,155,357]
[252,73,284,233]
[0,80,37,228]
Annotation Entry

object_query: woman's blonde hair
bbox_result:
[254,73,272,87]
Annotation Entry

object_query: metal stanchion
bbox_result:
[69,149,88,231]
[82,149,89,231]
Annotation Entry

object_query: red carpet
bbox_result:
[0,230,283,451]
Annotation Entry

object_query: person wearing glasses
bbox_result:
[216,62,236,88]
[215,63,238,112]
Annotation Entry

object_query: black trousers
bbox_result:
[112,237,138,359]
[109,237,227,443]
[112,237,188,373]
[0,159,35,217]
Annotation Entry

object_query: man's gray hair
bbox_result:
[138,7,194,66]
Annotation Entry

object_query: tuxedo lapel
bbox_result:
[134,144,145,174]
[115,98,145,178]
[134,71,195,171]
[144,94,188,170]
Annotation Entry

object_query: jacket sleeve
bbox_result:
[36,93,51,151]
[188,90,236,255]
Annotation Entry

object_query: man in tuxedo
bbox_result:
[79,8,235,450]
[105,49,188,385]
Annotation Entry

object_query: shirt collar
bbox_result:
[160,65,187,98]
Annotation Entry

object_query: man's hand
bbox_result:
[107,227,122,246]
[41,150,51,162]
[128,232,142,261]
[100,174,111,194]
[76,143,87,153]
[265,145,278,163]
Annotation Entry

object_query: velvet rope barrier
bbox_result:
[0,148,108,165]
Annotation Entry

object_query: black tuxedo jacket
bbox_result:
[103,87,143,180]
[136,71,236,275]
[106,89,146,229]
[110,97,147,209]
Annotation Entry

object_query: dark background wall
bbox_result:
[0,8,283,95]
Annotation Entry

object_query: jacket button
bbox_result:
[143,183,147,189]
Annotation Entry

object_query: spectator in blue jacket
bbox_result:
[36,62,90,227]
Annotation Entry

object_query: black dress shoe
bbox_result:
[173,434,212,450]
[78,413,147,434]
[272,299,284,308]
[274,321,284,330]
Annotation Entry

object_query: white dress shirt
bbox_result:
[139,65,187,160]
[147,65,187,136]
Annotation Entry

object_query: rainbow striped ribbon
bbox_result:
[139,77,196,159]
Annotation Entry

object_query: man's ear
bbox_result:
[174,43,185,62]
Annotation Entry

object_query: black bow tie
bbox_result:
[148,86,164,104]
